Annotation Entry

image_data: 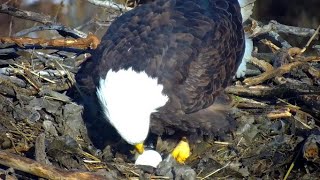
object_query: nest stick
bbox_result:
[0,151,105,180]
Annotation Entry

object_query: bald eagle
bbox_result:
[75,0,245,165]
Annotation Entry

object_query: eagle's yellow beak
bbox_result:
[135,143,145,154]
[171,137,190,164]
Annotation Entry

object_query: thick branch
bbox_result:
[0,5,88,39]
[0,33,100,49]
[250,20,316,38]
[0,151,105,180]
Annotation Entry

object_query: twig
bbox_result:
[1,67,65,82]
[12,64,55,83]
[15,25,88,39]
[0,4,56,25]
[87,0,132,11]
[249,57,274,72]
[53,60,76,88]
[276,98,314,129]
[6,133,19,154]
[284,142,305,180]
[212,141,232,145]
[293,115,313,130]
[21,68,42,91]
[226,82,320,98]
[9,122,31,142]
[200,161,231,180]
[267,108,292,119]
[26,49,65,62]
[269,31,292,48]
[242,55,319,87]
[233,96,268,109]
[0,45,88,54]
[226,85,282,98]
[300,24,320,54]
[37,70,67,78]
[261,39,280,51]
[243,61,306,86]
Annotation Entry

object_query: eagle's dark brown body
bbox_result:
[76,0,245,136]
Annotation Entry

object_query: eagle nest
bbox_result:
[0,0,319,179]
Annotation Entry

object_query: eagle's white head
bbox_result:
[96,68,168,148]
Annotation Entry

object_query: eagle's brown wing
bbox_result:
[148,0,245,135]
[75,0,244,136]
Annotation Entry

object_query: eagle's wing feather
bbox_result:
[149,0,245,135]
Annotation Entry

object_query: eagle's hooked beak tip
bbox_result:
[135,143,145,154]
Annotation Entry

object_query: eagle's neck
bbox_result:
[96,68,168,145]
